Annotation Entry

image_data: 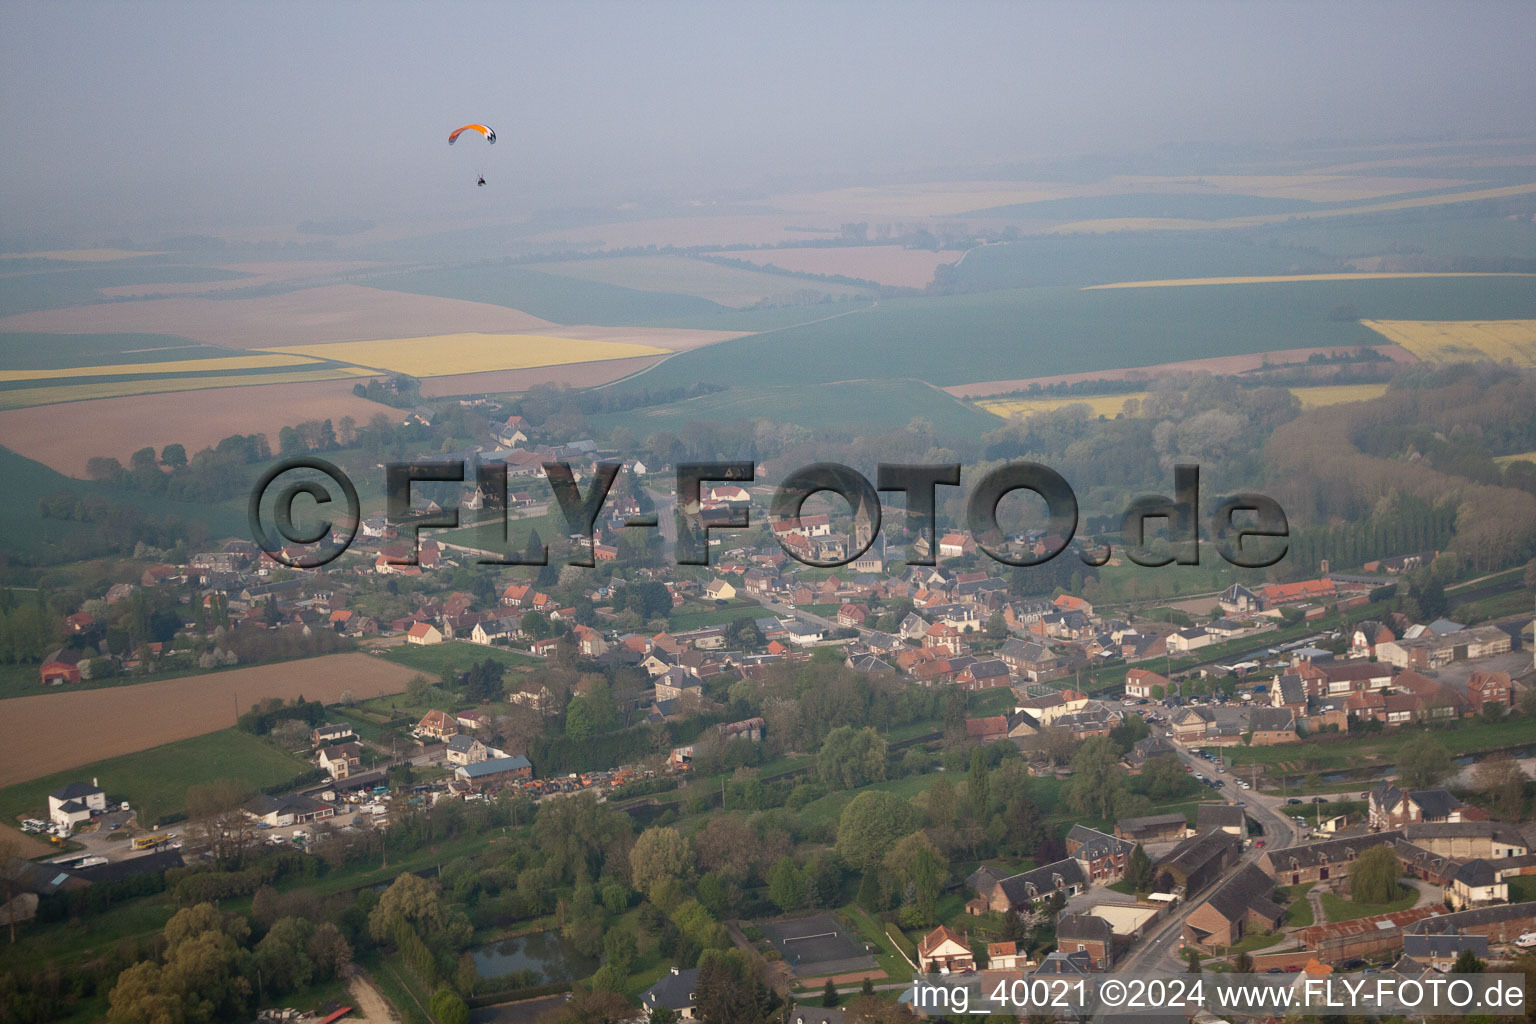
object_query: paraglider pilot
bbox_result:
[477,176,486,187]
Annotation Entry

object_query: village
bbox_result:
[5,408,1536,1024]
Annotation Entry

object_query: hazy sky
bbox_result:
[3,1,1534,245]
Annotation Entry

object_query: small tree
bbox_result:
[1397,734,1453,790]
[1127,844,1154,892]
[1184,947,1202,973]
[1452,948,1486,974]
[1233,951,1254,974]
[1347,844,1401,905]
[823,978,839,1007]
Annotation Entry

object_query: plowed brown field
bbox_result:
[0,376,397,476]
[0,653,418,787]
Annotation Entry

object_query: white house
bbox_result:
[406,622,444,645]
[48,781,107,828]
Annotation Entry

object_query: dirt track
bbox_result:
[0,653,418,788]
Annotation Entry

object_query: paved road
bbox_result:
[1118,726,1303,972]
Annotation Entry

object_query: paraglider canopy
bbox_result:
[449,124,496,145]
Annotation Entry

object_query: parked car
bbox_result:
[1287,798,1302,805]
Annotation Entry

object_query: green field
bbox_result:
[612,275,1536,393]
[370,263,727,325]
[589,378,1001,437]
[0,332,233,371]
[0,728,311,826]
[950,230,1329,290]
[0,264,245,315]
[0,445,248,563]
[529,254,872,308]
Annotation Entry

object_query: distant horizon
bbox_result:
[4,1,1535,246]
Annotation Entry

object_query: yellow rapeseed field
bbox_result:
[980,383,1390,421]
[0,367,375,410]
[1084,273,1536,291]
[0,353,320,383]
[1287,384,1390,408]
[1494,451,1536,466]
[1359,319,1536,367]
[262,333,672,379]
[0,248,161,262]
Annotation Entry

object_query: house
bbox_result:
[641,967,701,1020]
[454,755,533,784]
[1065,825,1133,882]
[972,858,1089,914]
[1124,668,1171,699]
[415,709,460,740]
[938,533,975,559]
[1167,627,1214,653]
[1218,583,1263,615]
[1182,864,1284,949]
[1447,859,1507,909]
[997,638,1063,682]
[1171,706,1216,743]
[406,622,444,645]
[1056,913,1114,970]
[316,742,362,780]
[918,925,974,973]
[837,603,870,628]
[1351,620,1396,658]
[1402,932,1490,971]
[311,723,356,746]
[966,715,1011,745]
[455,711,487,732]
[703,578,737,602]
[1467,671,1513,714]
[1369,784,1465,829]
[987,941,1029,971]
[445,734,490,766]
[48,781,107,828]
[40,648,85,685]
[471,617,519,645]
[654,668,703,703]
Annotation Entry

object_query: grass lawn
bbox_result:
[795,773,944,829]
[1224,930,1287,955]
[379,641,541,676]
[0,728,311,826]
[1509,876,1536,903]
[667,600,761,631]
[842,904,915,984]
[1227,718,1536,772]
[1278,882,1315,927]
[1320,884,1416,923]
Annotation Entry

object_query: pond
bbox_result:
[470,930,599,985]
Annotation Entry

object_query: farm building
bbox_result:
[453,754,533,784]
[39,649,86,686]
